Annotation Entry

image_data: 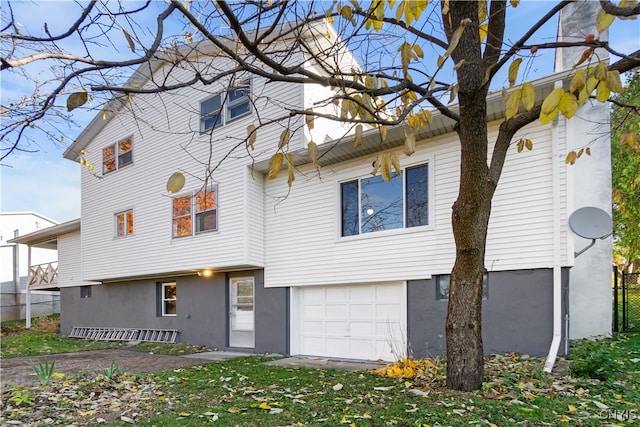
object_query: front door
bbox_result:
[229,277,255,348]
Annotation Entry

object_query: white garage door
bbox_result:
[295,283,406,361]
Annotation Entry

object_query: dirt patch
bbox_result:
[1,349,208,387]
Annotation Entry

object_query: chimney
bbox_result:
[554,0,609,72]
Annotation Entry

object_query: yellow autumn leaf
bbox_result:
[596,80,610,102]
[413,43,424,58]
[444,18,471,58]
[228,407,242,413]
[308,141,318,164]
[596,8,615,33]
[577,147,584,158]
[448,84,459,104]
[286,154,295,187]
[353,124,363,148]
[404,131,416,156]
[586,76,599,93]
[166,172,185,194]
[606,70,623,93]
[479,23,488,42]
[267,152,283,180]
[505,88,522,120]
[568,404,577,412]
[380,152,392,181]
[565,150,577,165]
[305,109,314,130]
[246,124,257,150]
[586,147,591,155]
[517,139,525,153]
[390,151,402,176]
[510,0,520,6]
[399,42,413,76]
[559,92,579,119]
[80,158,87,166]
[340,98,351,120]
[259,402,272,410]
[595,61,608,81]
[122,28,135,53]
[541,87,564,115]
[569,69,587,93]
[88,163,95,171]
[520,82,535,111]
[380,125,387,141]
[278,128,291,149]
[437,55,446,68]
[340,5,353,20]
[67,91,88,112]
[525,139,533,150]
[508,58,522,88]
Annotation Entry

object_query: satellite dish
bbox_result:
[568,206,612,257]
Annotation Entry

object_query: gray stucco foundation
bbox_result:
[60,269,288,355]
[407,268,570,358]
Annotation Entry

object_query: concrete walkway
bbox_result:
[264,356,384,371]
[184,351,384,371]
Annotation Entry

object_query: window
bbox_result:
[200,80,251,132]
[103,136,133,173]
[80,286,91,298]
[172,186,217,237]
[161,282,177,316]
[436,274,489,300]
[341,163,428,236]
[115,209,134,237]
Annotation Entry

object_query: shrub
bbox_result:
[569,338,617,381]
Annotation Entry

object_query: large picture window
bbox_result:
[161,282,177,316]
[103,136,133,173]
[172,186,218,237]
[341,163,428,237]
[200,80,251,132]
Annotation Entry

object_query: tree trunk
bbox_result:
[445,0,493,391]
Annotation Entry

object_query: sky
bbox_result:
[0,1,639,224]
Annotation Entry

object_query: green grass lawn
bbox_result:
[0,315,209,357]
[2,316,639,426]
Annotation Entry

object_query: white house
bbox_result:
[54,15,612,362]
[1,212,61,321]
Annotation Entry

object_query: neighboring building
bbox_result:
[0,212,60,320]
[54,17,612,361]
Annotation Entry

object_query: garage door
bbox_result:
[295,283,406,361]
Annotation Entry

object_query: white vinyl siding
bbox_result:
[78,59,312,281]
[264,119,570,288]
[57,231,83,288]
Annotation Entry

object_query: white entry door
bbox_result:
[229,277,255,348]
[294,282,406,361]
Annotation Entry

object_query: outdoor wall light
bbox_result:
[198,269,213,278]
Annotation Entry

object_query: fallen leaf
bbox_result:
[333,383,343,391]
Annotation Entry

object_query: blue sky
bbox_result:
[1,1,638,223]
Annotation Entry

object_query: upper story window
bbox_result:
[341,163,429,237]
[172,186,218,238]
[115,209,134,237]
[103,136,133,173]
[200,80,251,132]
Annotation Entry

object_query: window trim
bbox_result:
[161,282,177,317]
[200,79,252,132]
[103,136,134,174]
[80,286,92,299]
[171,185,218,238]
[338,161,432,238]
[114,209,134,238]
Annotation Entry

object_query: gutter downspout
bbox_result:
[544,83,563,373]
